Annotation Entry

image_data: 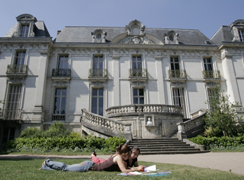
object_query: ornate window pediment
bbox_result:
[91,29,107,43]
[112,20,163,45]
[231,19,244,42]
[164,30,179,44]
[13,14,36,38]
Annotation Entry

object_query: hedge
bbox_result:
[4,136,126,152]
[189,134,244,149]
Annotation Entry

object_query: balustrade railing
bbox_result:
[6,64,27,74]
[202,70,220,79]
[168,70,187,79]
[2,109,22,120]
[129,68,147,78]
[89,69,107,78]
[52,114,65,121]
[52,69,71,77]
[81,109,132,135]
[106,104,183,117]
[177,109,206,139]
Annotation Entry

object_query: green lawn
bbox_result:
[0,158,243,180]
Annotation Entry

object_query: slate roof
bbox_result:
[55,26,211,45]
[211,26,233,45]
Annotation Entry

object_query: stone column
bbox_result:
[221,50,241,104]
[112,55,120,106]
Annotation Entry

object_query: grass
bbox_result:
[0,158,243,180]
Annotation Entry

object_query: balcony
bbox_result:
[6,64,27,77]
[168,70,187,82]
[88,68,108,82]
[129,68,148,81]
[202,70,221,82]
[1,109,22,120]
[106,104,183,118]
[52,114,65,121]
[52,68,71,81]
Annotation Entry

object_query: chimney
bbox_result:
[57,30,61,35]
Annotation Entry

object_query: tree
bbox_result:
[205,86,242,137]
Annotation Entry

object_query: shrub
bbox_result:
[20,127,42,138]
[4,135,126,153]
[43,122,71,138]
[104,136,126,151]
[189,135,244,150]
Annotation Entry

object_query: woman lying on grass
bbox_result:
[92,146,141,168]
[39,144,144,172]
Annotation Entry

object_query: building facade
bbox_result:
[1,14,244,144]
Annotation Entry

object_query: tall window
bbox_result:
[15,51,26,65]
[92,88,103,116]
[58,55,69,76]
[132,55,142,76]
[53,88,66,121]
[203,57,214,78]
[133,88,144,104]
[93,55,104,76]
[21,25,29,37]
[170,57,180,77]
[6,85,22,119]
[239,30,244,42]
[172,88,186,117]
[203,57,213,71]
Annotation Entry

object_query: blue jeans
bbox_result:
[41,159,94,172]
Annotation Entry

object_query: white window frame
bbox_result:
[91,88,104,116]
[172,87,186,118]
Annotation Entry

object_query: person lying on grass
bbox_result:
[39,144,144,172]
[91,146,141,168]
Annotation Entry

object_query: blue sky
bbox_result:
[1,0,244,39]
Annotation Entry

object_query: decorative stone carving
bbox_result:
[91,29,107,43]
[126,20,145,35]
[221,48,232,59]
[53,81,68,87]
[171,82,185,87]
[131,81,147,87]
[119,35,154,44]
[231,19,244,42]
[232,26,240,42]
[12,14,37,38]
[164,30,179,44]
[8,77,25,84]
[90,81,105,88]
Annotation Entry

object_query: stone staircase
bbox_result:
[128,138,209,154]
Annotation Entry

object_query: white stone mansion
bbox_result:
[1,14,244,145]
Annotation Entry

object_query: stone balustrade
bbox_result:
[81,108,132,140]
[177,109,206,140]
[106,104,183,117]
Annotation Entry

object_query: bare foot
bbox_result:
[38,157,49,170]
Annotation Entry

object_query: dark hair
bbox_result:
[116,144,131,155]
[132,146,140,153]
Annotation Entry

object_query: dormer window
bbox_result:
[239,29,244,42]
[21,25,29,37]
[169,35,174,41]
[91,29,107,43]
[164,30,179,44]
[13,14,36,38]
[230,19,244,42]
[96,33,101,40]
